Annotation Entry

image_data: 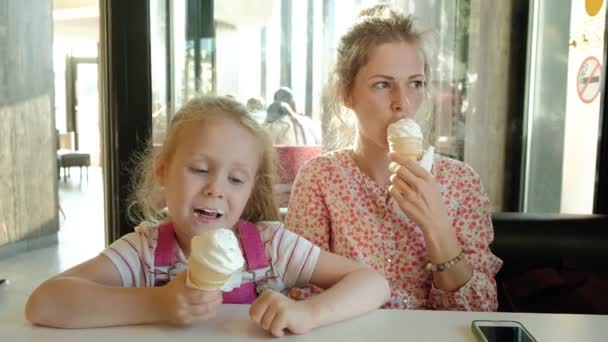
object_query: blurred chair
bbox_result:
[56,131,91,184]
[274,145,322,208]
[58,152,91,183]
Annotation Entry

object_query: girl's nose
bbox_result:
[205,190,223,198]
[203,178,224,198]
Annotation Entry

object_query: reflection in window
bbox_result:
[151,0,477,154]
[150,0,515,209]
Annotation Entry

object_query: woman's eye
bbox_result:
[373,81,390,89]
[409,80,425,88]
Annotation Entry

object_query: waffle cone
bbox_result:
[388,136,423,161]
[187,260,232,290]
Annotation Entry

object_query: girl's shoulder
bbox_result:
[253,221,285,242]
[133,221,161,235]
[119,221,163,248]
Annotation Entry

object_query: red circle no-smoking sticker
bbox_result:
[577,56,602,104]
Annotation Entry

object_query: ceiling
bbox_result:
[53,0,98,10]
[52,0,99,43]
[215,0,274,28]
[53,0,98,22]
[51,0,275,32]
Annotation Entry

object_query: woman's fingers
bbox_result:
[388,152,432,181]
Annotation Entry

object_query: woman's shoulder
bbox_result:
[299,148,352,175]
[433,153,481,180]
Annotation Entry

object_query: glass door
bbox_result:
[72,59,101,166]
[522,0,606,213]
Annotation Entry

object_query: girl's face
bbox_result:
[156,116,261,238]
[344,41,426,150]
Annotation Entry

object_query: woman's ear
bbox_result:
[341,85,353,109]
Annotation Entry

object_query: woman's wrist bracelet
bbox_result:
[425,248,468,272]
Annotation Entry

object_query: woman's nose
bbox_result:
[390,88,410,114]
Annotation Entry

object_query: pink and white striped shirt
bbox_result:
[101,221,320,293]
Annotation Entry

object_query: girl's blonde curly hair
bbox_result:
[129,96,279,225]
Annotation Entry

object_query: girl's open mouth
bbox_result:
[193,208,224,219]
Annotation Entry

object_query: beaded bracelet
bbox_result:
[425,248,468,272]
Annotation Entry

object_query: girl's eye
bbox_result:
[190,167,208,174]
[229,176,244,184]
[373,81,390,89]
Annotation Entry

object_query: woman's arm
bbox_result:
[285,158,332,250]
[426,180,503,311]
[388,153,502,311]
[284,158,333,301]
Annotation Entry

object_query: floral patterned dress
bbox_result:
[285,149,503,311]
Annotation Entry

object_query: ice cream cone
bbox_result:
[385,118,425,203]
[186,228,244,291]
[388,136,423,162]
[387,118,424,162]
[188,260,233,290]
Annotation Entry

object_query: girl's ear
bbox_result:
[153,156,167,187]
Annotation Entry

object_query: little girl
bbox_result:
[26,96,390,336]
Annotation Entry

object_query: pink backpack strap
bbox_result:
[237,220,269,270]
[154,222,175,267]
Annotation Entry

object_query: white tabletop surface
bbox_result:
[1,246,606,341]
[2,301,607,341]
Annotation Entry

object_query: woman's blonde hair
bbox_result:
[129,96,280,225]
[323,4,432,150]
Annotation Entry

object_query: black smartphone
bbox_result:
[471,320,538,342]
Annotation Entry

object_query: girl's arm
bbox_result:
[25,255,163,328]
[304,250,390,326]
[250,249,389,336]
[25,255,221,328]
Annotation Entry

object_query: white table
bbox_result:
[1,303,606,341]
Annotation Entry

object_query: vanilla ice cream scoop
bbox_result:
[387,118,424,161]
[387,118,423,140]
[187,228,244,290]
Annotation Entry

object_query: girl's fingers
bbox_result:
[190,308,217,322]
[260,304,278,331]
[269,312,287,337]
[249,293,273,324]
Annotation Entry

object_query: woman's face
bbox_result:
[344,41,426,150]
